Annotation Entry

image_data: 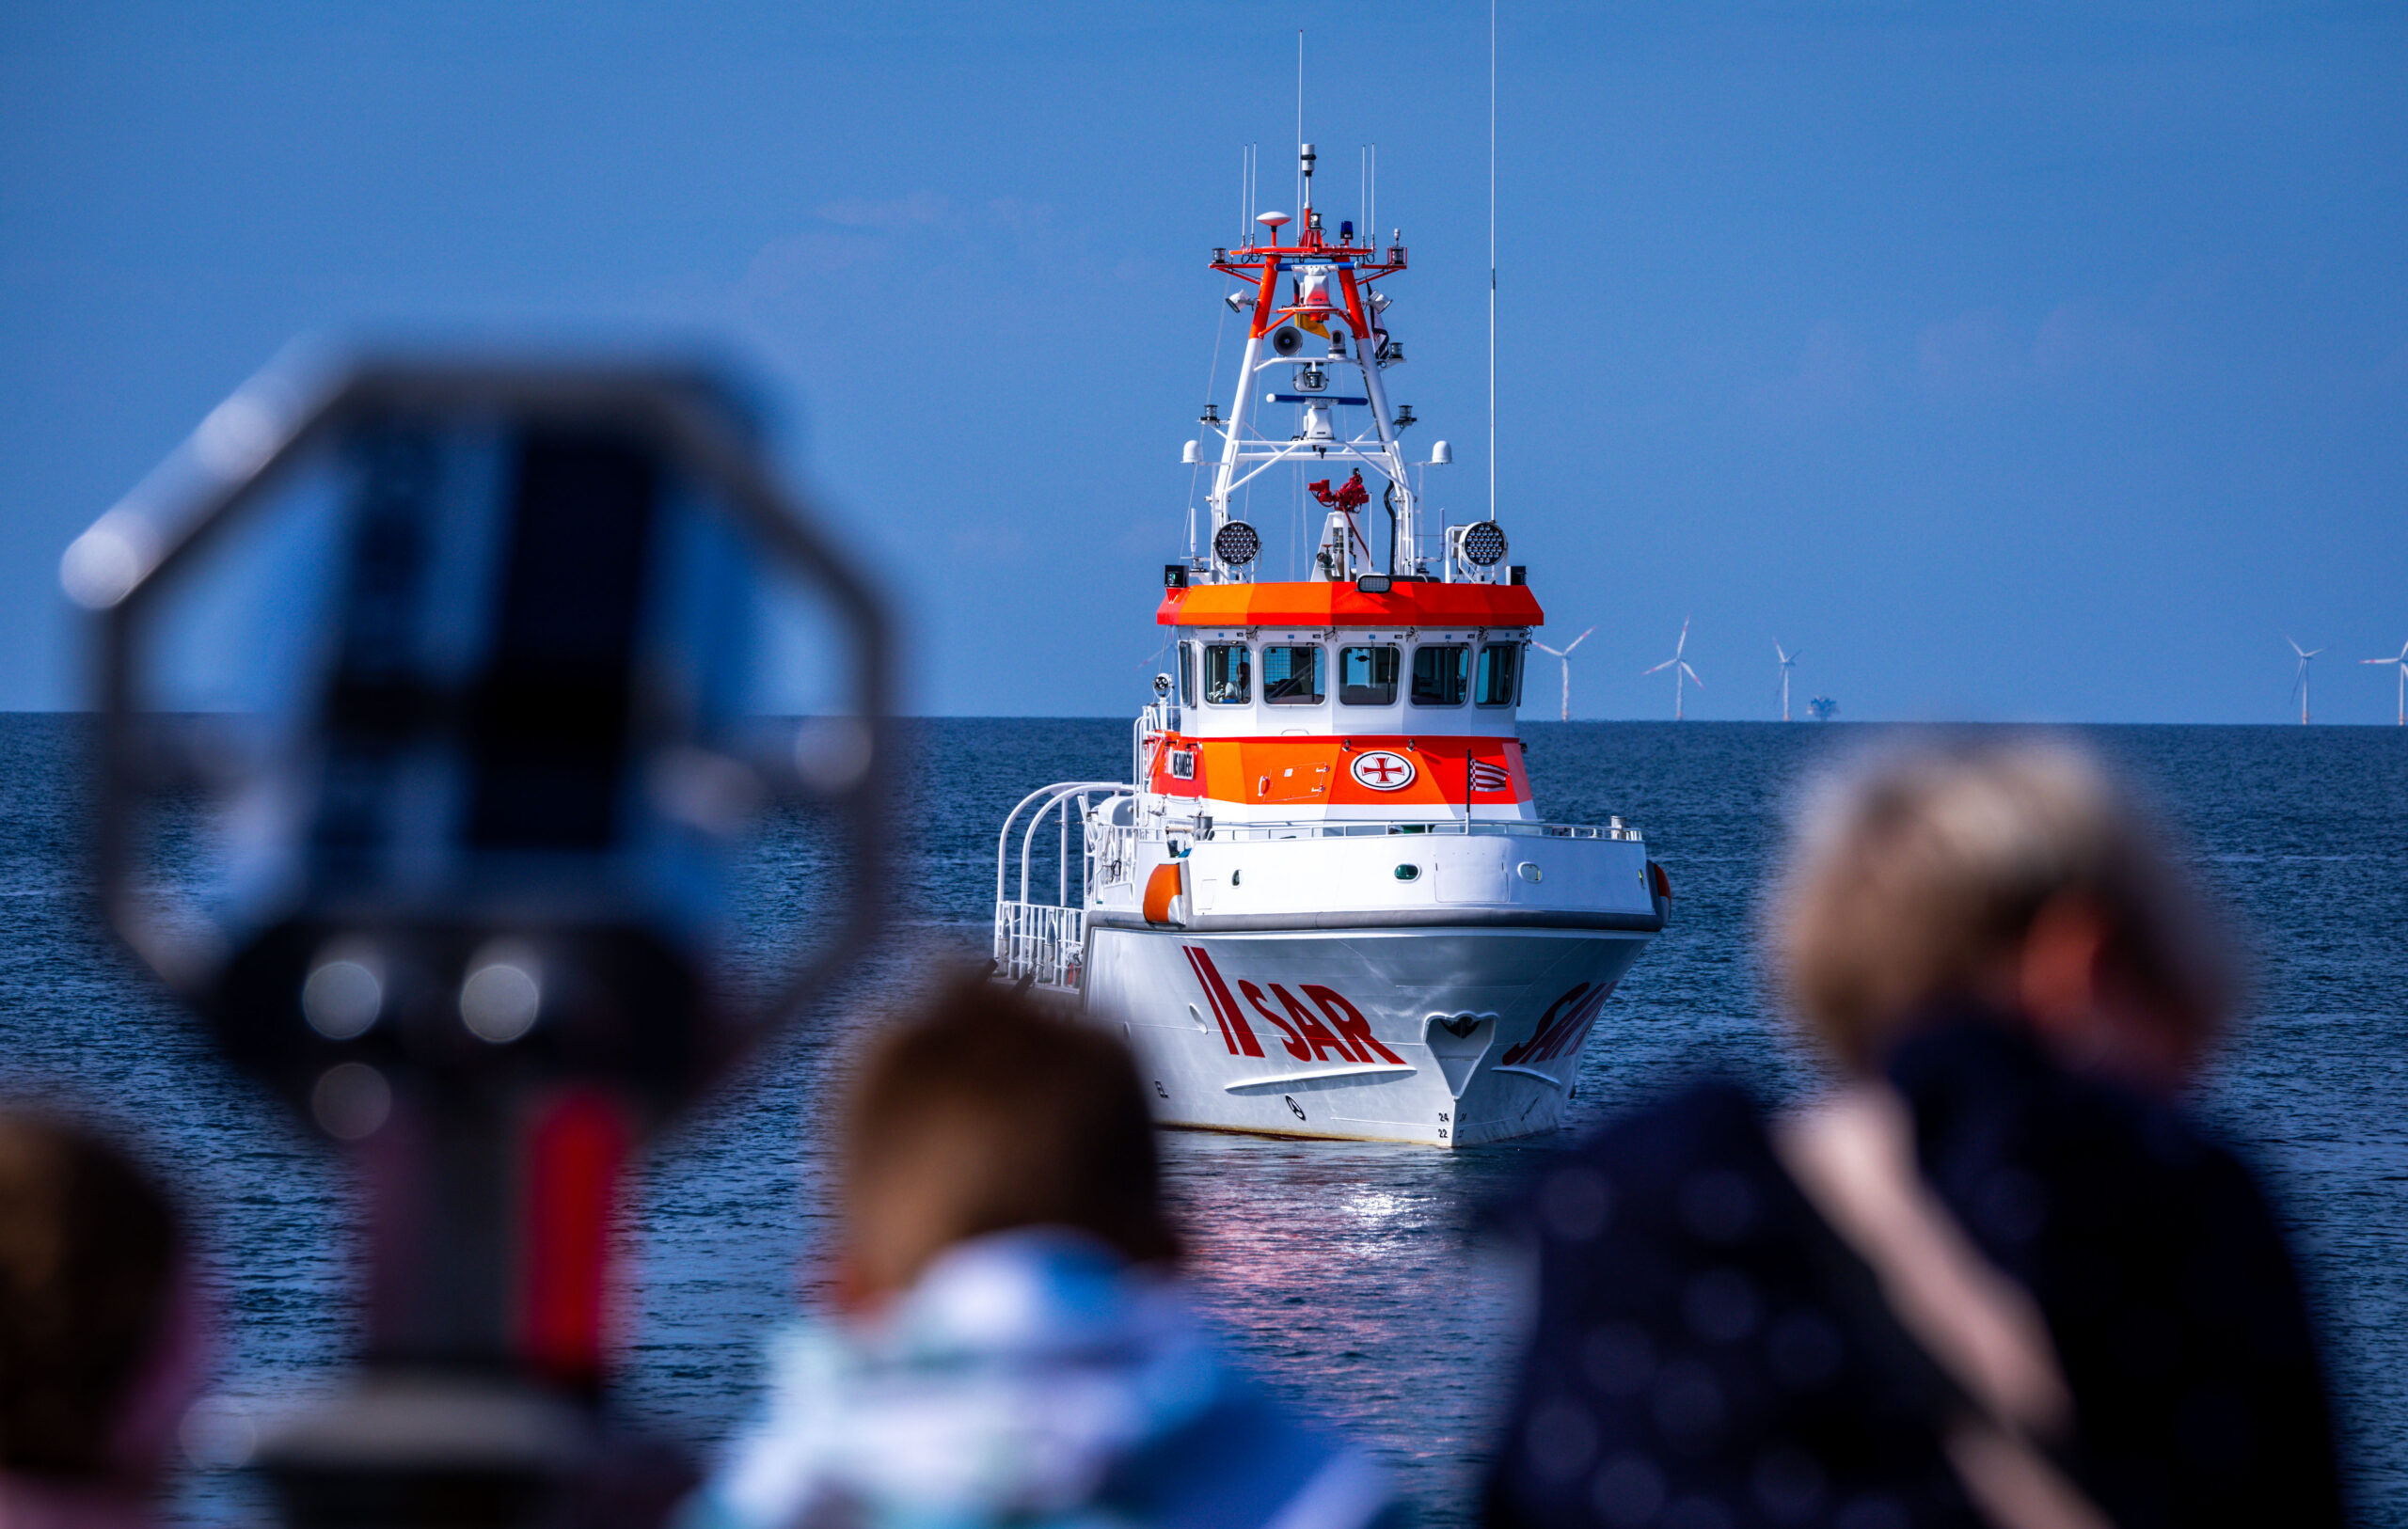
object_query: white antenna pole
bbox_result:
[1486,0,1497,523]
[1240,142,1250,243]
[1296,31,1305,214]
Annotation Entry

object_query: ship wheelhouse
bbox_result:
[1174,624,1532,731]
[1145,579,1544,824]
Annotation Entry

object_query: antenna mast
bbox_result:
[1487,0,1497,523]
[1296,32,1306,213]
[1242,142,1253,240]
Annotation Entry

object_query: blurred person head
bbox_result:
[833,976,1179,1311]
[1775,736,2237,1092]
[687,980,1403,1529]
[0,1110,198,1512]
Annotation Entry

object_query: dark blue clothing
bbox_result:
[1483,1015,2345,1529]
[1888,1020,2342,1526]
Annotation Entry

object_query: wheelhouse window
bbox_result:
[1411,644,1469,706]
[1203,643,1251,704]
[1178,642,1196,707]
[1262,644,1325,705]
[1339,645,1400,706]
[1475,642,1525,707]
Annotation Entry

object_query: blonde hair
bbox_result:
[1774,737,2235,1070]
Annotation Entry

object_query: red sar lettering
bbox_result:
[1181,950,1403,1067]
[1499,982,1613,1068]
[1181,946,1265,1058]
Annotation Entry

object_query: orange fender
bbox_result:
[1143,861,1185,925]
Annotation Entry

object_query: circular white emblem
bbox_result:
[1350,749,1417,791]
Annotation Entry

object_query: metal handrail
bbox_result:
[992,898,1088,988]
[1196,817,1643,843]
[1086,815,1138,891]
[994,780,1133,910]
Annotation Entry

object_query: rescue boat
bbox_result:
[994,145,1667,1146]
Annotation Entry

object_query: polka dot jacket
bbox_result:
[1481,1011,2347,1529]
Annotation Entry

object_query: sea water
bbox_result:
[0,716,2400,1523]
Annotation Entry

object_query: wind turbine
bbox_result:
[1643,617,1703,721]
[2289,638,2324,725]
[1530,626,1594,722]
[2364,640,2408,727]
[1774,641,1801,722]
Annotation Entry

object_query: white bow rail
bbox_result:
[993,780,1133,990]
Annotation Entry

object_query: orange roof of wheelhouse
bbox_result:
[1157,580,1545,628]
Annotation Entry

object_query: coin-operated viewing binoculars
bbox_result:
[61,349,893,1528]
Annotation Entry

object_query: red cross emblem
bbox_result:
[1350,749,1416,791]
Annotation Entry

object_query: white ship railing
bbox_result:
[993,780,1133,989]
[992,780,1639,987]
[1195,817,1644,843]
[992,901,1089,991]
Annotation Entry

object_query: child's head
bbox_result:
[0,1110,192,1490]
[835,976,1179,1306]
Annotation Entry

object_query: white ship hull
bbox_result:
[1080,922,1650,1146]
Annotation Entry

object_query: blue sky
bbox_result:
[5,2,2403,720]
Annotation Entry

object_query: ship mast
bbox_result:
[1201,142,1420,584]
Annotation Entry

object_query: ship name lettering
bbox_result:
[1180,946,1265,1058]
[1179,951,1409,1069]
[1499,982,1613,1068]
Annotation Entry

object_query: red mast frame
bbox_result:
[1212,230,1407,345]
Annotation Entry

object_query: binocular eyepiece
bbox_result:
[67,349,894,1527]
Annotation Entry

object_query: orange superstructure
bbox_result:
[1157,579,1544,629]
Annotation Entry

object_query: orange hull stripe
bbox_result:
[1148,733,1532,807]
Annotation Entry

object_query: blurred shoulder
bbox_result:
[1486,1081,1978,1527]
